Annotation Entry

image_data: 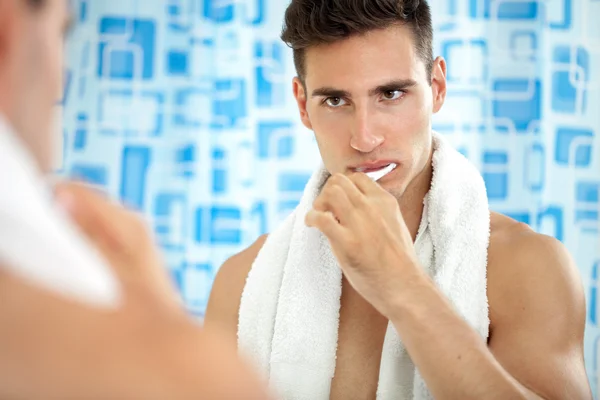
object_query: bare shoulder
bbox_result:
[488,212,573,272]
[488,212,583,305]
[487,212,584,326]
[204,234,269,337]
[486,213,590,397]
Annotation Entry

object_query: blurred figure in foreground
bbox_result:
[0,0,270,398]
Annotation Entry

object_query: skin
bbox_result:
[0,1,271,398]
[0,0,64,172]
[205,24,592,399]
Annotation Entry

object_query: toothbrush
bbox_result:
[365,163,397,181]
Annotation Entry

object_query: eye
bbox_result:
[324,97,347,107]
[382,90,404,101]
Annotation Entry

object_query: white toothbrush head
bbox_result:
[365,163,397,181]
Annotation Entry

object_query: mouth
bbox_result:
[354,162,398,181]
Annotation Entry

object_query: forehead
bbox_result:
[303,24,426,91]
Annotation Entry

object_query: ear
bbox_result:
[430,56,447,114]
[292,77,313,130]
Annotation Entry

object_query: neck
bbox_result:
[0,112,45,175]
[0,108,48,173]
[399,149,434,242]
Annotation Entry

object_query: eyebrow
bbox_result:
[311,87,351,99]
[369,79,417,96]
[311,79,418,99]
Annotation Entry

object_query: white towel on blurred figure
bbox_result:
[238,132,490,400]
[0,115,120,307]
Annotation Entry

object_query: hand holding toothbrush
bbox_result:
[305,167,425,318]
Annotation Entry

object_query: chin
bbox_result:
[377,178,406,198]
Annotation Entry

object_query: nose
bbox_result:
[349,106,384,153]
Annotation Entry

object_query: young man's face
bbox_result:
[293,24,447,199]
[0,0,70,171]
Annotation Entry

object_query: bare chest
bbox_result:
[329,278,389,400]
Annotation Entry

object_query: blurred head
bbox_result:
[282,0,447,199]
[0,0,70,172]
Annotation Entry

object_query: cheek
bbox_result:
[55,43,65,100]
[308,104,345,139]
[307,107,352,168]
[311,100,358,128]
[46,37,64,101]
[395,95,431,133]
[34,23,63,102]
[320,122,356,160]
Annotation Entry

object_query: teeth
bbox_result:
[365,163,397,181]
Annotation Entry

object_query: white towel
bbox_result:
[238,133,490,400]
[0,115,121,307]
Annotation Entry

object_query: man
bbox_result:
[0,0,270,398]
[205,0,591,399]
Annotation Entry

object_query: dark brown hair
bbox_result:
[281,0,434,84]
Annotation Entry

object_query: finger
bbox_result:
[347,171,384,196]
[55,183,182,309]
[54,182,144,256]
[50,177,110,199]
[54,183,121,247]
[313,184,354,226]
[56,184,176,298]
[305,209,347,241]
[324,173,365,206]
[56,187,141,284]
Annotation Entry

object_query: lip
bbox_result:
[352,160,398,173]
